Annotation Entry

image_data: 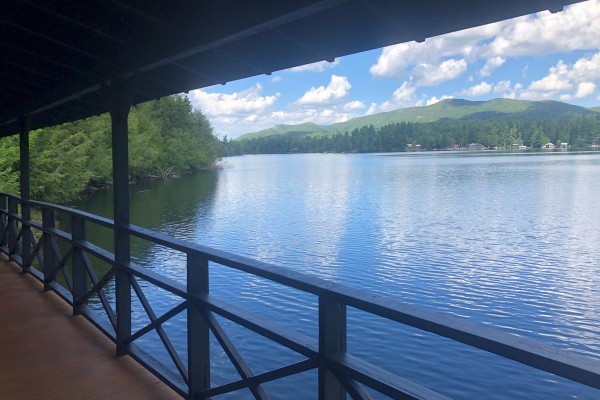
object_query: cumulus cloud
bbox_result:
[519,52,600,100]
[370,1,600,84]
[342,100,366,111]
[190,81,364,136]
[463,81,492,96]
[567,52,600,82]
[369,23,503,78]
[426,95,454,106]
[378,81,418,111]
[480,57,506,77]
[412,58,468,87]
[287,58,340,73]
[484,3,600,58]
[574,82,596,98]
[189,83,279,116]
[365,103,378,115]
[528,61,573,92]
[494,80,512,93]
[298,75,351,105]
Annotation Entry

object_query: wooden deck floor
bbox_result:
[0,256,181,400]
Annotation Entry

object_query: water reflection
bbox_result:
[69,152,600,399]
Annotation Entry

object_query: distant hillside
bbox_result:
[240,122,328,140]
[237,98,599,140]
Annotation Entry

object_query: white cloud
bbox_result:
[210,103,359,137]
[412,58,468,87]
[365,103,378,115]
[484,2,600,58]
[271,76,282,83]
[480,56,505,77]
[370,1,600,84]
[189,83,279,116]
[342,100,366,111]
[298,75,351,105]
[567,52,600,82]
[463,81,492,96]
[494,80,512,93]
[370,23,503,78]
[426,95,454,106]
[529,61,573,92]
[575,81,596,98]
[519,52,600,100]
[392,81,417,104]
[378,81,418,111]
[287,58,340,73]
[268,106,354,126]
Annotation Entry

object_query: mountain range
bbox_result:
[237,98,600,140]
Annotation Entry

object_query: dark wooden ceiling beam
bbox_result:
[19,0,131,47]
[0,17,100,60]
[1,60,61,82]
[0,80,39,97]
[3,43,85,74]
[0,0,348,123]
[0,0,586,136]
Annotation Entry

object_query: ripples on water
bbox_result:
[78,152,600,399]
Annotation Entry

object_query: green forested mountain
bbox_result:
[224,111,600,156]
[242,122,326,140]
[238,98,599,140]
[0,95,221,203]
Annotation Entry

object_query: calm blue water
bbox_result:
[72,151,600,399]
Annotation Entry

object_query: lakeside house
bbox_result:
[543,142,556,149]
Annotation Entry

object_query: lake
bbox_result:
[71,151,600,399]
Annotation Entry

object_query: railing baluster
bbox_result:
[319,296,347,400]
[115,243,131,356]
[1,191,599,398]
[0,195,7,250]
[71,216,86,316]
[21,202,32,269]
[187,251,210,398]
[42,208,56,292]
[7,197,18,256]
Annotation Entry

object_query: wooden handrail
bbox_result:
[1,192,599,400]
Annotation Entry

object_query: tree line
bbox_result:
[223,114,600,155]
[0,95,221,203]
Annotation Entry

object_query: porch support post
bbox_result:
[318,296,347,400]
[19,115,32,270]
[106,76,137,356]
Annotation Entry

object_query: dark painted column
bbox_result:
[187,251,211,397]
[106,77,137,356]
[318,296,346,400]
[19,115,32,270]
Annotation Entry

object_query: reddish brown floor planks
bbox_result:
[0,256,181,399]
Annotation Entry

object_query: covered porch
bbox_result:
[1,1,598,399]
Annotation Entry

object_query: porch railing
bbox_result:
[0,191,599,399]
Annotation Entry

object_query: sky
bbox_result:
[188,0,600,138]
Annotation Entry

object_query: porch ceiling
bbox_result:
[0,0,584,136]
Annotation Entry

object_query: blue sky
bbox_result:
[188,0,600,138]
